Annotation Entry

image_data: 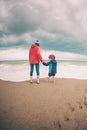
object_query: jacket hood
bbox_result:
[51,59,57,64]
[31,44,37,48]
[48,54,55,60]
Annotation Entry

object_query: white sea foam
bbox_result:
[0,61,87,82]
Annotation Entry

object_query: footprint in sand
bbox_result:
[53,121,62,130]
[38,126,51,130]
[78,98,83,109]
[85,89,87,93]
[78,97,87,109]
[74,127,78,130]
[63,104,75,123]
[83,97,87,107]
[68,103,75,112]
[79,105,83,109]
[64,116,70,122]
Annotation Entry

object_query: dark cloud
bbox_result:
[0,0,87,56]
[6,5,42,34]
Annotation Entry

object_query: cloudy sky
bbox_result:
[0,0,87,60]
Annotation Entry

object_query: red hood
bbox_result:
[31,44,37,48]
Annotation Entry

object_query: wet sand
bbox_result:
[0,78,87,130]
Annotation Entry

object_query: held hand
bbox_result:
[41,60,44,64]
[41,60,44,63]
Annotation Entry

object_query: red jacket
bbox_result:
[29,44,43,64]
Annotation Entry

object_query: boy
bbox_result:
[42,54,57,82]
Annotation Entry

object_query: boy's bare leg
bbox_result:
[53,76,55,83]
[48,76,55,83]
[48,76,50,82]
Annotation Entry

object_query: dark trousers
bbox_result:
[30,64,40,76]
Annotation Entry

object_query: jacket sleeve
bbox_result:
[29,48,31,63]
[42,61,51,66]
[37,47,43,62]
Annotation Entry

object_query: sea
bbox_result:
[0,60,87,82]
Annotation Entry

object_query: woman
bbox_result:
[29,40,43,84]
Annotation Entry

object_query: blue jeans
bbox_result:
[48,73,55,77]
[30,64,40,76]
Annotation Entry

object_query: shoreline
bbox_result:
[0,78,87,130]
[0,77,87,83]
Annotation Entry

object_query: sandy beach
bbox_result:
[0,78,87,130]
